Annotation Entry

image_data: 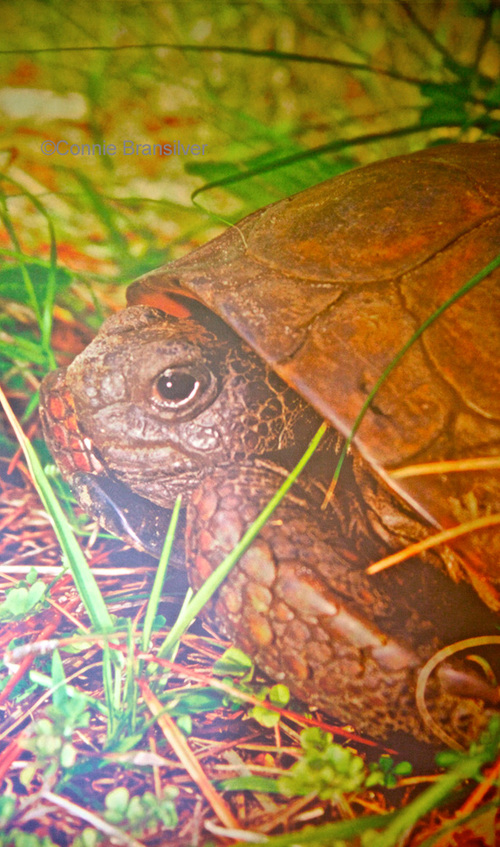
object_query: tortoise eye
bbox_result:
[154,369,200,407]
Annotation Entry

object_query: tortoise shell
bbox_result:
[127,142,500,609]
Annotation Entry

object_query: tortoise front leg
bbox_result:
[186,465,499,747]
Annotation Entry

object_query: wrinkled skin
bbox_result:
[40,303,500,749]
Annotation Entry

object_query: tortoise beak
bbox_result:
[70,471,184,559]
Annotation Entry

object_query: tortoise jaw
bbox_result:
[71,471,183,558]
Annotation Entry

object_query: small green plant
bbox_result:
[249,683,291,728]
[361,716,500,847]
[279,727,368,800]
[0,831,59,847]
[0,821,99,847]
[0,796,16,831]
[71,830,101,847]
[278,728,413,800]
[103,785,179,833]
[366,755,413,789]
[221,726,413,827]
[17,650,90,794]
[0,569,48,622]
[212,645,254,681]
[213,645,291,726]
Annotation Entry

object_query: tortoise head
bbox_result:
[39,302,322,550]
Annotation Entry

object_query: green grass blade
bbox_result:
[142,494,182,654]
[29,669,108,716]
[160,422,327,656]
[0,385,114,633]
[0,175,59,368]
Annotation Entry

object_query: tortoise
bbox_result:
[40,142,500,749]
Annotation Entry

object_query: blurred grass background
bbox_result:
[1,0,498,305]
[1,0,498,417]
